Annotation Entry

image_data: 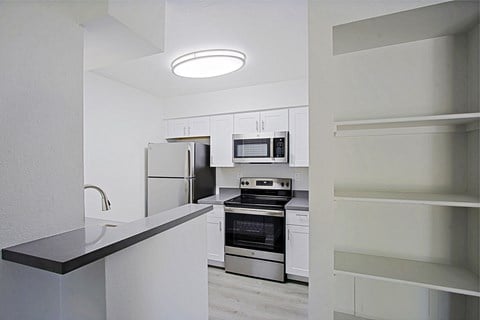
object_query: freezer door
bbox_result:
[147,142,194,178]
[147,178,192,216]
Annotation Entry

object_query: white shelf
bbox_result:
[335,190,480,208]
[335,312,372,320]
[333,1,479,55]
[334,251,480,297]
[334,112,480,136]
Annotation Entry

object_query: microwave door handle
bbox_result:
[270,138,274,159]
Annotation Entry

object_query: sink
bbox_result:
[85,217,123,228]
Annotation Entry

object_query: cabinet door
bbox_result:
[289,107,309,167]
[233,112,260,134]
[166,119,188,138]
[260,109,289,132]
[188,116,210,137]
[210,114,234,167]
[207,216,225,263]
[286,225,309,277]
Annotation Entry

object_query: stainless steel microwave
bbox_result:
[232,131,289,164]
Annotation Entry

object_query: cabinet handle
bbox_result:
[262,120,265,131]
[287,229,290,240]
[296,214,308,217]
[188,126,191,135]
[219,221,222,232]
[183,127,186,136]
[256,121,259,132]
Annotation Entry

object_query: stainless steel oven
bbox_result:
[232,131,288,164]
[224,177,291,282]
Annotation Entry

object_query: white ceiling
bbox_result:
[94,0,308,98]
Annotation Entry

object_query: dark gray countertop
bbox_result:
[286,193,309,211]
[2,204,212,275]
[197,188,240,205]
[199,188,309,210]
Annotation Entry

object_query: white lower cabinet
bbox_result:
[207,205,225,265]
[286,210,309,278]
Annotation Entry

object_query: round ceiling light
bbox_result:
[171,49,246,78]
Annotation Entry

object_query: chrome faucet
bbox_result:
[84,184,111,211]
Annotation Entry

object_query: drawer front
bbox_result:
[286,210,309,226]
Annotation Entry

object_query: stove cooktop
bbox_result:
[224,195,291,210]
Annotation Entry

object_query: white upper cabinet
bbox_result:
[261,109,289,132]
[166,108,309,167]
[289,107,309,167]
[166,118,189,138]
[233,112,260,134]
[234,109,289,134]
[188,116,210,137]
[166,116,210,138]
[210,114,234,167]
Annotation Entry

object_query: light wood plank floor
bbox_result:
[208,267,308,320]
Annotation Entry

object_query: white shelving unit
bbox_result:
[334,112,480,137]
[328,1,480,319]
[332,1,479,55]
[335,190,480,208]
[335,251,480,297]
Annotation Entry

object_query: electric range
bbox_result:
[224,177,292,282]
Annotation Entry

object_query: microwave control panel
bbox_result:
[273,137,285,158]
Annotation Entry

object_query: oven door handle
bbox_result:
[224,206,285,217]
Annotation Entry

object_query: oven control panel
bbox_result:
[240,177,292,190]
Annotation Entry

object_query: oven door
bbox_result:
[224,207,285,254]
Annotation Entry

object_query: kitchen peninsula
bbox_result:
[1,204,212,320]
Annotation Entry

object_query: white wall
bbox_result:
[217,165,308,191]
[162,79,308,119]
[308,1,467,319]
[0,2,85,318]
[163,79,309,191]
[84,72,164,222]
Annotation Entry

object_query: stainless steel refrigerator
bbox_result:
[147,142,216,216]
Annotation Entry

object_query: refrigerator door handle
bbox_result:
[185,148,190,178]
[189,179,193,203]
[188,149,192,177]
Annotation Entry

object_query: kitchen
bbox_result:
[1,1,479,320]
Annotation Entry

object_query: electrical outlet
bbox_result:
[295,172,303,181]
